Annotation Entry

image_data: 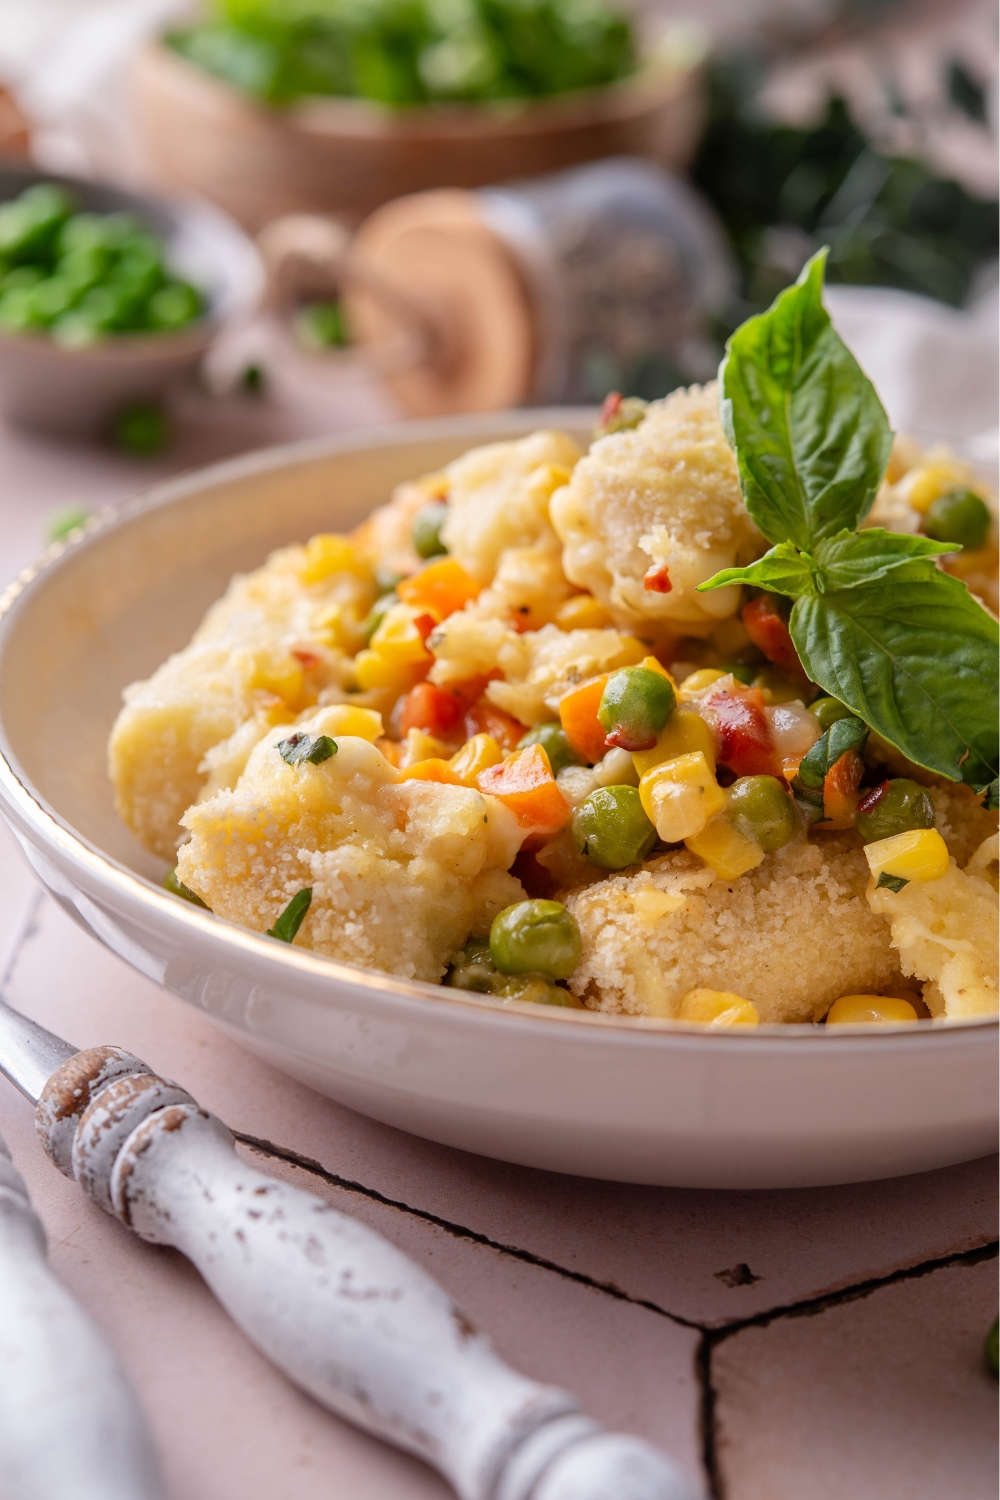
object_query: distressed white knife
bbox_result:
[0,994,702,1500]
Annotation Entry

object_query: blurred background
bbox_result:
[0,0,996,553]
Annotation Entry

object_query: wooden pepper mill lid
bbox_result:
[343,189,537,416]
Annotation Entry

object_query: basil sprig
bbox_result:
[701,250,999,793]
[277,731,337,766]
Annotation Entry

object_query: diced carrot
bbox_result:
[476,744,570,846]
[823,748,864,826]
[463,697,526,752]
[559,676,608,764]
[742,595,807,680]
[702,687,779,777]
[397,758,462,785]
[375,735,402,768]
[397,558,481,619]
[399,681,464,738]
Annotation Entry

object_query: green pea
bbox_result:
[986,1317,999,1377]
[111,400,171,456]
[923,489,991,551]
[0,286,44,332]
[809,696,854,731]
[724,662,756,685]
[147,281,202,330]
[489,899,581,980]
[163,866,208,907]
[447,941,497,993]
[57,244,112,292]
[412,500,450,559]
[598,666,675,751]
[495,974,581,1007]
[854,779,935,844]
[26,276,79,325]
[1,266,43,293]
[517,722,584,778]
[573,785,657,870]
[294,298,347,350]
[727,775,797,853]
[363,590,398,641]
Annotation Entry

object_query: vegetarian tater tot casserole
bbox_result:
[108,255,999,1030]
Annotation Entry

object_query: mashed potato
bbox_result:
[177,707,524,982]
[550,383,765,639]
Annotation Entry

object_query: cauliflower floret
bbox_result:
[867,834,998,1018]
[177,707,525,982]
[486,625,645,727]
[440,430,582,584]
[550,382,765,639]
[565,837,900,1024]
[109,541,375,859]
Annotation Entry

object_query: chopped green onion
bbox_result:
[266,887,312,942]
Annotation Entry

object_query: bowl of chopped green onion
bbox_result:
[131,0,703,229]
[0,165,262,435]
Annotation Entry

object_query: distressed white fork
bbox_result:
[26,1043,702,1500]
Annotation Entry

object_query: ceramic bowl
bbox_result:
[0,413,995,1188]
[0,164,262,435]
[130,39,703,231]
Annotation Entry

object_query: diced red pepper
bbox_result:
[599,391,623,428]
[742,595,805,678]
[643,565,672,593]
[463,697,526,752]
[399,682,464,738]
[855,780,891,819]
[824,749,865,826]
[477,744,570,847]
[412,613,437,643]
[703,687,780,777]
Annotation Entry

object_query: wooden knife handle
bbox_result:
[0,1131,162,1500]
[36,1049,700,1500]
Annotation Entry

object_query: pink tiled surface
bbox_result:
[1,410,998,1499]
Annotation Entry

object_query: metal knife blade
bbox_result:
[0,992,78,1103]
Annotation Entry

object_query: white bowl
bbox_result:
[0,414,995,1188]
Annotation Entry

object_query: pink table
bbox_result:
[0,400,996,1500]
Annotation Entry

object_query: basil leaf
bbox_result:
[812,529,960,590]
[719,249,893,549]
[266,887,312,942]
[796,715,868,788]
[277,731,337,766]
[696,541,815,597]
[876,872,909,893]
[791,568,999,790]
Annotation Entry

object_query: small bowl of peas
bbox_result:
[0,165,262,435]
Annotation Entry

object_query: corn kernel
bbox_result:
[449,733,503,785]
[250,651,306,707]
[639,654,677,686]
[554,594,615,631]
[639,751,726,843]
[370,603,435,666]
[678,668,726,698]
[632,708,716,777]
[901,462,969,515]
[864,828,949,884]
[678,988,759,1027]
[685,814,764,879]
[826,994,919,1025]
[632,888,685,923]
[315,705,383,742]
[299,533,368,584]
[400,727,453,768]
[352,649,424,695]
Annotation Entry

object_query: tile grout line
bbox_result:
[0,883,44,997]
[695,1238,999,1500]
[236,1130,998,1335]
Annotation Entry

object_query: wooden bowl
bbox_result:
[129,38,704,231]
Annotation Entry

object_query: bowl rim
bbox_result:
[0,415,995,1049]
[144,33,698,134]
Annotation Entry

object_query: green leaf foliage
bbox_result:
[266,887,312,943]
[277,731,337,766]
[790,567,999,791]
[811,529,959,590]
[718,249,893,549]
[696,541,815,597]
[796,715,869,789]
[876,872,909,893]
